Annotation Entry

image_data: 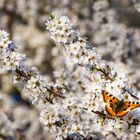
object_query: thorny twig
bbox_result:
[15,68,65,99]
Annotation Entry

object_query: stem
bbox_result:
[15,68,65,99]
[83,108,112,119]
[122,88,140,100]
[15,69,30,80]
[47,88,65,99]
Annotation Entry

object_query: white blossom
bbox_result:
[46,13,140,139]
[26,75,47,93]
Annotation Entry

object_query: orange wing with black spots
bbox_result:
[101,90,119,104]
[116,101,140,117]
[105,104,116,116]
[102,90,119,116]
[124,101,140,110]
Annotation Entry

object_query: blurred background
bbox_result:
[0,0,140,139]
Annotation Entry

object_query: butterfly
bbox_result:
[101,90,140,117]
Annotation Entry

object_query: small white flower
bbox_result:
[26,75,47,93]
[0,30,13,52]
[1,51,25,70]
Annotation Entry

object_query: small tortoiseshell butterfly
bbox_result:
[102,90,140,117]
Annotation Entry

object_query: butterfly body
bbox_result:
[110,99,124,113]
[102,90,140,117]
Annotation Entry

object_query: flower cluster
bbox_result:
[46,15,75,44]
[0,29,65,107]
[0,30,25,70]
[0,28,65,137]
[45,12,140,140]
[40,96,95,140]
[46,14,130,95]
[1,1,140,140]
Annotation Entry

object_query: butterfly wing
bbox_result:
[105,104,116,116]
[102,90,120,116]
[101,90,119,104]
[125,101,140,110]
[116,101,140,117]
